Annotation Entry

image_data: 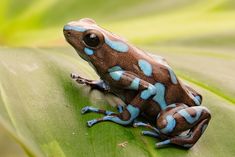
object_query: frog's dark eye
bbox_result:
[82,30,104,49]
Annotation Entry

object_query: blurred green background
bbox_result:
[0,0,235,157]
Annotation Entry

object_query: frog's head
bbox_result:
[63,18,130,65]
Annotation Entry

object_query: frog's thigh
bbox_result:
[156,104,211,148]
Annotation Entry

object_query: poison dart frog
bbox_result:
[63,18,211,148]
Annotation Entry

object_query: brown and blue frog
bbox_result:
[63,18,211,149]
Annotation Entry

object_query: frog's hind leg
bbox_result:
[156,104,211,148]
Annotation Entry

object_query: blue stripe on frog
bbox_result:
[167,67,178,84]
[160,115,176,134]
[108,66,124,81]
[63,25,87,32]
[129,78,140,90]
[152,83,167,110]
[108,65,122,72]
[177,107,203,124]
[138,59,152,77]
[189,93,201,106]
[195,95,201,104]
[105,36,129,52]
[84,47,94,55]
[152,54,178,84]
[140,84,157,100]
[103,104,140,125]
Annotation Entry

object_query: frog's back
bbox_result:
[115,47,202,110]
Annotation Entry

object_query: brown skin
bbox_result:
[64,18,211,148]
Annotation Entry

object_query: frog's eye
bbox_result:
[82,30,103,49]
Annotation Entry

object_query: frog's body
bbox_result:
[64,18,211,148]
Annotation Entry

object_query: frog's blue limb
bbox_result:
[128,77,140,90]
[178,107,203,124]
[142,131,159,138]
[105,36,129,52]
[63,25,87,32]
[133,122,160,134]
[81,106,114,115]
[84,47,94,55]
[167,67,178,84]
[152,83,167,110]
[86,105,140,127]
[160,115,176,134]
[109,71,124,81]
[140,84,157,100]
[156,139,171,148]
[138,59,152,76]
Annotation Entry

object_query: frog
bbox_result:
[63,18,211,148]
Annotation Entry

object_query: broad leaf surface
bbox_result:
[0,47,234,157]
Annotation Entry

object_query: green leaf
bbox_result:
[0,47,235,157]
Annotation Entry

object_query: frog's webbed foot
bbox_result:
[71,73,110,93]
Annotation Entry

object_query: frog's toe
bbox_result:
[142,130,159,138]
[133,122,147,127]
[81,106,90,114]
[87,119,98,127]
[155,139,171,148]
[71,73,79,79]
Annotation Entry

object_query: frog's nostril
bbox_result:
[67,31,71,36]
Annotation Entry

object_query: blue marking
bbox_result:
[167,67,178,84]
[105,36,129,52]
[109,71,124,81]
[138,59,152,76]
[84,47,94,55]
[152,83,167,110]
[63,25,87,32]
[161,115,176,134]
[195,95,201,104]
[178,108,203,124]
[108,66,122,72]
[152,54,178,84]
[103,104,139,125]
[188,92,201,106]
[140,84,156,100]
[108,66,124,81]
[129,78,140,90]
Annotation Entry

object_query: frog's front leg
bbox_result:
[83,70,157,127]
[71,73,110,93]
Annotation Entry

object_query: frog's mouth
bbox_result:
[77,51,90,62]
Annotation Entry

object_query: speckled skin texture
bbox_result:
[63,18,211,149]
